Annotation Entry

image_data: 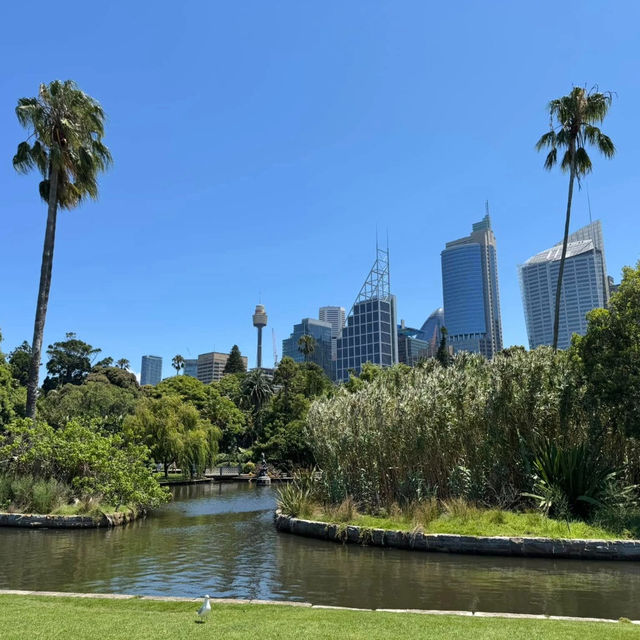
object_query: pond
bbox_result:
[1,482,640,619]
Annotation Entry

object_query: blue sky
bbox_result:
[1,1,639,375]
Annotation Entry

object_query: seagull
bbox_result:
[197,595,211,622]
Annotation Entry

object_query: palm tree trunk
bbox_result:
[26,168,59,419]
[552,160,576,351]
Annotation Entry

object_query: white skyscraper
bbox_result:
[519,220,609,350]
[319,306,345,361]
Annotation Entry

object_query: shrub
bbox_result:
[0,419,169,510]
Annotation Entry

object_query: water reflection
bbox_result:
[1,482,639,619]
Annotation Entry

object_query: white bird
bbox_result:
[197,595,211,622]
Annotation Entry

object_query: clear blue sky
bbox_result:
[1,1,639,375]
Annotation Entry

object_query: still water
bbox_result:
[1,482,640,619]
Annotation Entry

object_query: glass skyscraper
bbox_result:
[519,220,609,350]
[140,355,162,386]
[282,317,334,379]
[318,306,345,362]
[336,246,398,381]
[441,213,503,358]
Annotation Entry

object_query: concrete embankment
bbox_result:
[274,511,640,561]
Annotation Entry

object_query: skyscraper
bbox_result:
[336,246,398,382]
[183,359,198,377]
[419,307,445,348]
[282,317,334,379]
[397,320,436,366]
[140,355,162,386]
[196,351,248,384]
[318,306,345,361]
[519,220,609,350]
[441,213,503,358]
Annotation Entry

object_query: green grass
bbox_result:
[310,505,624,540]
[0,595,636,640]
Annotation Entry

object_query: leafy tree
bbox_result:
[536,86,615,350]
[573,262,640,437]
[0,364,26,428]
[223,345,246,375]
[151,375,246,452]
[116,358,130,370]
[86,365,139,391]
[42,333,101,391]
[94,357,114,368]
[38,380,139,432]
[124,396,221,478]
[0,419,168,509]
[13,80,112,418]
[8,341,31,386]
[215,373,244,406]
[297,334,316,363]
[172,354,185,375]
[436,326,451,367]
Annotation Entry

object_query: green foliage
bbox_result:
[297,334,316,362]
[0,362,26,428]
[0,419,168,509]
[38,380,139,432]
[223,345,246,374]
[42,333,101,391]
[171,354,185,374]
[0,474,69,513]
[523,440,619,518]
[436,327,450,367]
[13,79,112,209]
[87,365,139,390]
[123,396,221,478]
[572,262,640,438]
[151,375,245,452]
[308,348,593,509]
[8,341,31,386]
[536,87,615,177]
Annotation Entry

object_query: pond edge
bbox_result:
[274,510,640,561]
[0,509,142,529]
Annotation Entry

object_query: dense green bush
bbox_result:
[0,419,169,509]
[307,348,611,510]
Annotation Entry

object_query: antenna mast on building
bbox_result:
[272,328,278,367]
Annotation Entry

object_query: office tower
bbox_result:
[252,304,268,369]
[519,220,609,350]
[183,359,198,377]
[196,351,248,384]
[336,245,398,382]
[140,355,162,386]
[282,317,334,379]
[441,213,503,358]
[397,320,436,366]
[319,306,346,361]
[419,307,445,349]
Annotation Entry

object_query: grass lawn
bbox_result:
[0,595,637,640]
[306,505,624,540]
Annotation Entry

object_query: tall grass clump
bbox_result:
[307,348,628,513]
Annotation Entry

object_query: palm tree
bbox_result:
[536,86,615,350]
[172,354,185,375]
[116,358,130,370]
[13,80,112,418]
[297,334,316,363]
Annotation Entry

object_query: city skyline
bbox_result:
[2,2,638,373]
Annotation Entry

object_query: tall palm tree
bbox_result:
[297,334,316,363]
[116,358,130,370]
[172,354,185,375]
[536,86,615,350]
[13,80,112,418]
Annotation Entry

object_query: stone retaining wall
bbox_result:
[0,510,141,529]
[274,511,640,560]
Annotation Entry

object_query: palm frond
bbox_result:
[543,148,557,170]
